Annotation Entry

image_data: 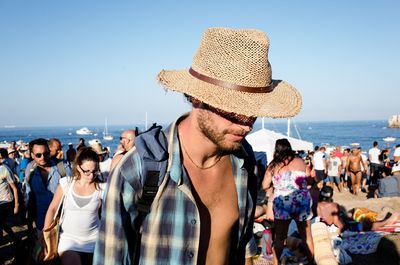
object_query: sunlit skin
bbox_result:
[43,159,100,265]
[49,141,62,158]
[31,145,51,167]
[178,101,255,265]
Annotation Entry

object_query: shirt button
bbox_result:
[191,219,196,225]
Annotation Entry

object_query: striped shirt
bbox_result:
[93,115,257,265]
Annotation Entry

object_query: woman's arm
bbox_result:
[262,168,273,191]
[43,185,64,230]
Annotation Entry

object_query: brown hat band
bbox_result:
[189,67,274,93]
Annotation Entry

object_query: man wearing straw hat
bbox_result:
[94,27,302,265]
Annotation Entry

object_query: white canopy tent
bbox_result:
[246,128,314,164]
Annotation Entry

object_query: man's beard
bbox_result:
[197,110,245,152]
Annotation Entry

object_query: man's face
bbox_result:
[31,144,50,166]
[119,133,133,151]
[196,104,255,152]
[49,141,62,157]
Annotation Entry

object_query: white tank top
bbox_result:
[59,177,105,248]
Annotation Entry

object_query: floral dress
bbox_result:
[272,170,312,221]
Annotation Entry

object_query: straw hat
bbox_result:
[157,27,302,118]
[90,142,107,155]
[7,147,17,155]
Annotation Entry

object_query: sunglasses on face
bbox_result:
[34,151,50,158]
[203,103,256,127]
[79,165,101,176]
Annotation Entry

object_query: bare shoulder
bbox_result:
[290,157,306,170]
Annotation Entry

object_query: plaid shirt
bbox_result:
[93,115,257,265]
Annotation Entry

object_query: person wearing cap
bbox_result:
[0,148,20,245]
[2,147,19,181]
[90,142,111,181]
[66,142,77,166]
[94,27,302,265]
[316,186,345,232]
[374,164,400,198]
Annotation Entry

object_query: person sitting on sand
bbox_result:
[346,146,364,195]
[316,186,345,232]
[374,164,400,198]
[317,186,400,233]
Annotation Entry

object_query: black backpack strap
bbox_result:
[130,124,169,264]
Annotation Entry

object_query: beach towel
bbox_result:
[341,231,382,254]
[373,222,400,233]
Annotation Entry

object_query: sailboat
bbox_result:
[103,118,113,141]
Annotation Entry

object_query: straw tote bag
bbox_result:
[32,181,71,263]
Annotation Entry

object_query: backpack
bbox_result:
[124,124,169,264]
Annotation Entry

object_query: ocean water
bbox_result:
[0,120,399,154]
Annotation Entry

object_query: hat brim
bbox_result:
[157,69,302,118]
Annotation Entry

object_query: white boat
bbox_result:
[103,118,113,141]
[76,127,92,135]
[383,137,396,142]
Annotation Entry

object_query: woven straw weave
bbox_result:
[157,27,302,118]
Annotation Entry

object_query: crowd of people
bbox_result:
[0,130,136,265]
[302,141,400,199]
[1,27,400,265]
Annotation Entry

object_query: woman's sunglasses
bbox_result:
[79,165,101,176]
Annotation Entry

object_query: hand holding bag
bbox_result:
[32,181,70,263]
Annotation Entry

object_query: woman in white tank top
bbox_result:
[44,147,105,265]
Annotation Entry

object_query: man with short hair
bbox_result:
[110,129,137,171]
[94,28,303,265]
[326,151,342,192]
[368,141,381,185]
[375,164,400,198]
[340,148,351,191]
[313,146,327,185]
[25,138,70,231]
[48,138,63,163]
[347,147,364,195]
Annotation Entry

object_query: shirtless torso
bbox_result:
[347,154,362,174]
[316,201,344,231]
[186,158,239,265]
[347,150,363,194]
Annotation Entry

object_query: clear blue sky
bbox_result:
[1,0,399,127]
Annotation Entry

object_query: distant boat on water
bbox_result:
[388,115,400,128]
[103,118,113,141]
[76,127,92,135]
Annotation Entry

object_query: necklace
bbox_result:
[181,142,222,170]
